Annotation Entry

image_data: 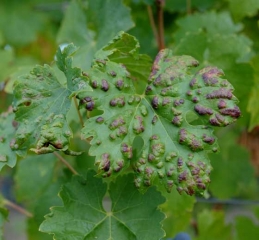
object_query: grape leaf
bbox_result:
[12,44,88,156]
[0,108,17,170]
[39,170,166,240]
[160,189,195,237]
[78,34,241,195]
[165,0,217,12]
[248,55,259,130]
[235,212,259,240]
[227,0,259,20]
[174,11,243,42]
[0,196,8,240]
[0,1,45,47]
[196,210,231,240]
[209,130,258,199]
[57,0,134,71]
[14,154,66,238]
[174,31,254,124]
[94,32,152,93]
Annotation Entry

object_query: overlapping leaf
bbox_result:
[40,170,165,240]
[12,44,88,157]
[0,108,17,170]
[78,33,241,195]
[57,0,134,71]
[227,0,259,20]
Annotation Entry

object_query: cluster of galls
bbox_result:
[178,128,216,152]
[31,114,71,154]
[95,142,133,178]
[188,66,241,126]
[133,134,211,195]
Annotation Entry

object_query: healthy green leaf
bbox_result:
[174,11,243,42]
[165,0,217,12]
[39,170,166,240]
[0,108,17,170]
[195,210,232,240]
[209,130,257,199]
[57,0,134,71]
[235,212,259,240]
[227,0,259,20]
[248,55,259,130]
[79,33,241,195]
[160,189,195,237]
[12,44,87,156]
[14,153,66,237]
[0,196,8,240]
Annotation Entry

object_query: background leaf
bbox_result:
[40,170,166,240]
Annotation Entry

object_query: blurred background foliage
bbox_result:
[0,0,259,239]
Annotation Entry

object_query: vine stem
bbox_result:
[4,199,33,218]
[73,96,84,127]
[156,0,165,50]
[147,5,159,49]
[53,152,79,175]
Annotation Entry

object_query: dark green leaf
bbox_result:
[40,170,166,240]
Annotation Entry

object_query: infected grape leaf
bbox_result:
[12,44,88,156]
[79,33,241,195]
[40,170,165,240]
[0,107,17,170]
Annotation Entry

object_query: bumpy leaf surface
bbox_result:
[12,44,87,156]
[0,108,17,170]
[40,170,165,240]
[79,35,241,195]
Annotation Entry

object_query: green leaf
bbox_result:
[0,2,45,46]
[94,32,152,93]
[14,154,65,235]
[195,210,232,240]
[227,0,259,20]
[12,43,87,156]
[79,34,241,195]
[56,0,94,46]
[174,11,243,42]
[87,0,134,49]
[39,170,166,240]
[235,211,259,240]
[174,31,254,124]
[209,130,258,199]
[0,201,8,240]
[248,55,259,130]
[165,0,217,12]
[57,0,134,71]
[27,218,53,240]
[210,133,256,199]
[0,108,17,170]
[160,189,195,237]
